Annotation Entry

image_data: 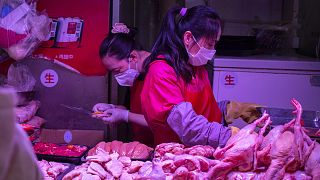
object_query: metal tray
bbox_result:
[35,143,89,165]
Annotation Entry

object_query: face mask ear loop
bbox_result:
[192,35,201,49]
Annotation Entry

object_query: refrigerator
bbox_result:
[213,55,320,111]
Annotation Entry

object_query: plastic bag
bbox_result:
[0,0,50,60]
[7,63,36,92]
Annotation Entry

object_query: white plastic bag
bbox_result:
[7,63,36,92]
[0,0,50,60]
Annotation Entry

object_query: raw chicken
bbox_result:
[120,171,134,180]
[283,171,312,180]
[15,100,40,123]
[126,141,140,157]
[87,162,108,179]
[258,118,295,167]
[264,99,315,179]
[138,160,165,179]
[184,145,215,158]
[89,141,153,160]
[127,161,145,173]
[264,130,296,179]
[37,160,68,179]
[81,173,101,180]
[208,112,271,179]
[226,171,262,180]
[172,166,198,180]
[194,156,210,172]
[305,143,320,179]
[111,140,123,153]
[173,154,201,171]
[138,161,153,177]
[104,142,112,152]
[105,159,124,178]
[118,156,132,167]
[119,143,128,156]
[161,160,176,173]
[131,143,153,159]
[88,142,106,156]
[154,143,185,158]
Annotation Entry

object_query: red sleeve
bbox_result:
[141,60,185,125]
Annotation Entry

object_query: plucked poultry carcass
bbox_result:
[257,117,295,168]
[305,143,320,180]
[264,99,316,179]
[208,112,271,179]
[283,171,312,180]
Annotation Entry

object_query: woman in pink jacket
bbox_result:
[140,5,232,147]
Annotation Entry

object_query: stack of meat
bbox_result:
[88,140,153,160]
[16,100,45,142]
[37,160,68,180]
[63,147,157,179]
[63,99,320,179]
[34,142,88,157]
[64,142,217,179]
[208,99,320,180]
[155,143,215,159]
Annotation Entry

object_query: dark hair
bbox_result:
[99,25,144,60]
[142,5,221,83]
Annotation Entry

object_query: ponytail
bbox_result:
[142,5,221,83]
[142,6,192,82]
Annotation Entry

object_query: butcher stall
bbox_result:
[1,0,320,179]
[0,57,319,179]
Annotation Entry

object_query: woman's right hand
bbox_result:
[92,103,115,114]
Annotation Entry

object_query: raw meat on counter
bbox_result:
[154,142,215,159]
[64,99,320,179]
[15,100,40,123]
[64,143,218,179]
[34,142,88,157]
[20,123,35,135]
[88,140,153,160]
[37,160,68,180]
[208,99,317,180]
[63,148,142,179]
[25,116,46,128]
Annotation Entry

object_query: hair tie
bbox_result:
[111,23,130,34]
[180,7,187,16]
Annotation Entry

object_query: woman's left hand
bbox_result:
[97,108,129,123]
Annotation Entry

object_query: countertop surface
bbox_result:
[214,54,320,71]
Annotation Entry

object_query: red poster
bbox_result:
[34,0,109,76]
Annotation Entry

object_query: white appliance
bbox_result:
[213,55,320,111]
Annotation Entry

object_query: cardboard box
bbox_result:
[40,129,104,147]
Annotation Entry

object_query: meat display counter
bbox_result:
[261,107,320,141]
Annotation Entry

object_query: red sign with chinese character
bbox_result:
[34,0,109,76]
[225,74,236,85]
[45,73,54,84]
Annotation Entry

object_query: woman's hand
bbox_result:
[92,103,115,113]
[98,108,129,124]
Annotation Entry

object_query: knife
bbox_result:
[60,104,103,116]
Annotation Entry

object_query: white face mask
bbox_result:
[187,36,216,66]
[114,60,139,86]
